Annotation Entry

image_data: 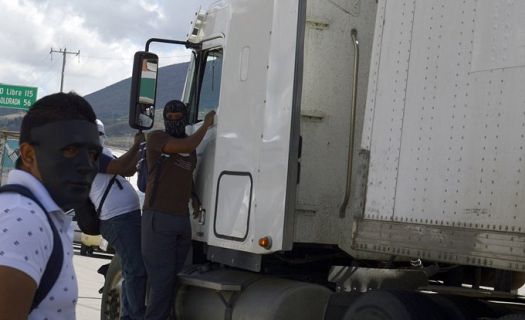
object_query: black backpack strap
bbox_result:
[96,175,118,215]
[0,184,64,311]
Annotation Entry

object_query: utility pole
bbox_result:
[50,48,80,92]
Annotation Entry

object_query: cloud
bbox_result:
[0,0,215,98]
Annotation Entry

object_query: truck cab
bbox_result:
[102,1,525,319]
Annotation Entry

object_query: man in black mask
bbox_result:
[163,99,188,138]
[0,92,101,319]
[141,100,214,320]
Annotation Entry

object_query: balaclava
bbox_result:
[163,100,188,138]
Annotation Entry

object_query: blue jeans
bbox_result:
[141,210,191,320]
[100,210,146,320]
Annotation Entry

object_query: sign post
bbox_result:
[0,84,38,111]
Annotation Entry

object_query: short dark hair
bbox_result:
[19,92,97,144]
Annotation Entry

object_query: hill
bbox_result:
[85,62,189,146]
[0,62,189,147]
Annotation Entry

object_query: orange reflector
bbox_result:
[258,236,272,250]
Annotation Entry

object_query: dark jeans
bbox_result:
[100,210,146,320]
[141,210,191,320]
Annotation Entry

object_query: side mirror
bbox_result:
[129,51,159,130]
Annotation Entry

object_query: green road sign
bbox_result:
[0,84,38,111]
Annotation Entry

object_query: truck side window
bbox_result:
[197,50,223,121]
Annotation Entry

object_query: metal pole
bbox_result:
[50,48,80,92]
[0,132,5,184]
[339,29,359,218]
[60,48,66,92]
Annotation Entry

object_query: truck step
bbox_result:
[178,267,262,292]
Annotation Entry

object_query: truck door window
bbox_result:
[197,50,223,121]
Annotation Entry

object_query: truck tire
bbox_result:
[80,244,93,256]
[498,315,525,320]
[434,294,501,319]
[342,290,463,320]
[323,292,361,320]
[100,254,122,320]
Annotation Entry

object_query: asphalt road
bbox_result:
[73,245,112,320]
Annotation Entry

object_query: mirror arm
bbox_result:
[145,38,202,52]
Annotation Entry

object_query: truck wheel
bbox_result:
[80,244,94,256]
[100,254,122,320]
[498,315,525,320]
[80,244,89,256]
[342,290,462,320]
[323,292,361,319]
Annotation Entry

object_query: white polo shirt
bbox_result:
[90,147,141,221]
[0,170,77,319]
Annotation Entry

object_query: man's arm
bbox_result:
[162,111,215,154]
[105,132,145,176]
[0,266,36,320]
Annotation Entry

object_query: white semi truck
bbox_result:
[102,0,525,318]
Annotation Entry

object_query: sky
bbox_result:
[0,0,216,98]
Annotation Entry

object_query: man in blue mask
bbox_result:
[0,92,101,319]
[142,100,214,320]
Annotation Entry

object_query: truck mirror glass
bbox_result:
[129,51,159,130]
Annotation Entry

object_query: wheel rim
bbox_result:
[103,270,122,319]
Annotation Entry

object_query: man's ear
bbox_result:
[19,143,39,177]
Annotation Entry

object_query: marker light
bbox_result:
[188,9,207,43]
[258,236,272,250]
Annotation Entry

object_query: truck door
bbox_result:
[188,0,305,255]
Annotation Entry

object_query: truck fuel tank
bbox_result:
[176,268,331,320]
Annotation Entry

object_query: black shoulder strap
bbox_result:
[0,184,64,311]
[96,175,118,215]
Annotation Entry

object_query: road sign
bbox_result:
[0,84,38,111]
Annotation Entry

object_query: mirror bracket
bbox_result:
[145,38,201,52]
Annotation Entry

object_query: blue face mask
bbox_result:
[30,120,102,211]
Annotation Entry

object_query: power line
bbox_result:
[79,53,191,61]
[50,48,80,92]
